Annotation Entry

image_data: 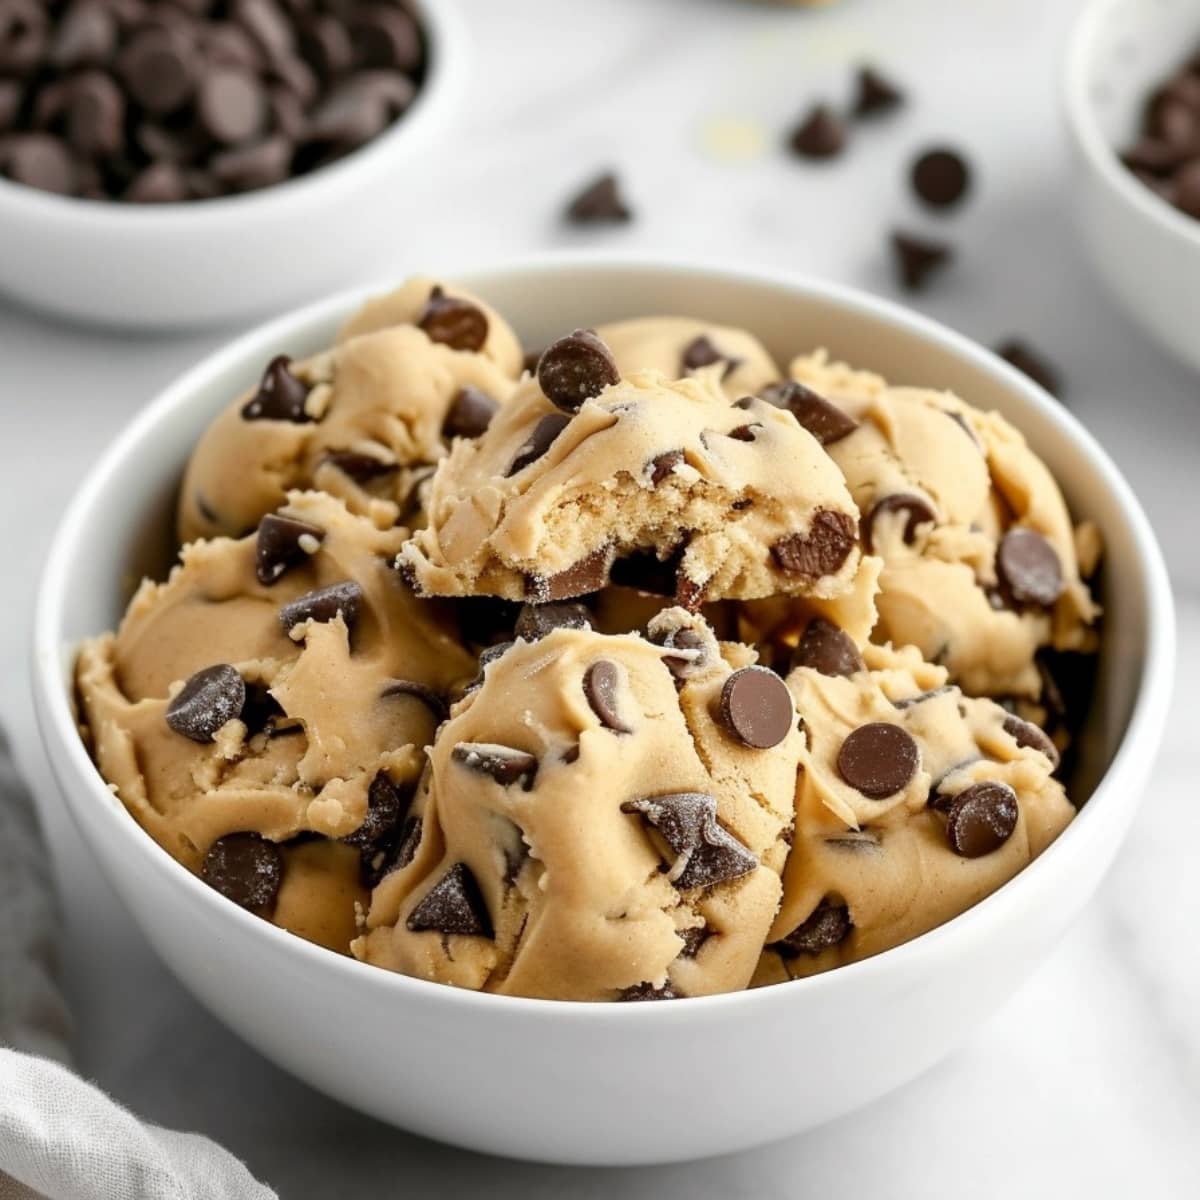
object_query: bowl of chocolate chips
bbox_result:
[0,0,464,328]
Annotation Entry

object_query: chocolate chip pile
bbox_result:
[0,0,425,202]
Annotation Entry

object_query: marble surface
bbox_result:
[1,0,1197,1194]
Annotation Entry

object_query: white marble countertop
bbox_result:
[2,0,1197,1194]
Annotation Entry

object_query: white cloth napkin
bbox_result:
[0,730,276,1200]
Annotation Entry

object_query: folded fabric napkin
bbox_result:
[0,727,276,1200]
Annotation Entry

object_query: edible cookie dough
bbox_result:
[399,331,874,616]
[76,490,474,951]
[354,614,804,1000]
[785,351,1101,706]
[178,278,522,544]
[754,642,1073,984]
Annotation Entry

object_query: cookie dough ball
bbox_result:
[755,643,1073,984]
[355,615,804,1000]
[593,317,781,399]
[178,280,522,544]
[76,491,475,952]
[399,333,874,620]
[785,351,1101,706]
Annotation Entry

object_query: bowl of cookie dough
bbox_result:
[32,259,1174,1165]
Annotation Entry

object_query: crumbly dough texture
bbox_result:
[399,370,874,614]
[355,619,802,999]
[178,279,521,544]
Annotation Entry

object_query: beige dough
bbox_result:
[355,616,803,1000]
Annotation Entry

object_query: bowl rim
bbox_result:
[1063,0,1200,248]
[0,0,465,226]
[31,252,1177,1020]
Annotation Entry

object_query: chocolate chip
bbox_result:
[321,449,397,483]
[508,412,570,476]
[610,545,684,598]
[452,742,538,789]
[201,832,283,911]
[652,626,708,681]
[944,781,1019,858]
[418,285,488,353]
[5,134,76,195]
[678,925,710,958]
[649,449,684,486]
[621,792,758,890]
[198,67,266,144]
[465,640,514,692]
[392,815,422,873]
[792,618,864,677]
[528,546,611,602]
[1003,713,1061,769]
[234,0,294,62]
[207,20,265,71]
[681,335,741,378]
[256,512,324,585]
[772,900,851,958]
[64,72,125,158]
[862,493,937,552]
[824,830,881,852]
[119,28,195,114]
[892,685,954,710]
[350,4,421,72]
[242,356,312,422]
[837,722,920,799]
[125,162,187,203]
[788,103,846,159]
[996,528,1064,608]
[298,14,353,78]
[406,863,492,938]
[584,660,633,734]
[278,580,363,635]
[343,771,408,850]
[911,147,971,209]
[853,65,905,118]
[724,423,761,443]
[537,329,620,413]
[565,170,632,224]
[995,340,1062,398]
[770,510,858,580]
[891,230,953,291]
[381,679,447,721]
[166,665,246,743]
[719,666,794,750]
[0,0,46,76]
[760,381,858,445]
[618,982,679,1001]
[515,602,592,641]
[443,386,499,440]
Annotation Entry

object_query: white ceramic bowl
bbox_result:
[0,0,464,332]
[1064,0,1200,371]
[32,259,1174,1165]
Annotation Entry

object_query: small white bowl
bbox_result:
[1064,0,1200,371]
[0,0,465,332]
[31,258,1175,1165]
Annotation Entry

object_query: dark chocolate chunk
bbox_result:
[862,493,937,552]
[618,982,680,1002]
[760,380,858,445]
[537,329,620,413]
[241,355,312,422]
[996,528,1064,608]
[772,900,851,958]
[770,509,858,580]
[256,512,324,585]
[792,618,864,677]
[891,230,953,291]
[528,546,611,602]
[381,679,447,721]
[584,660,633,734]
[514,601,592,642]
[278,580,364,635]
[648,449,684,486]
[417,285,488,353]
[837,722,920,799]
[681,335,741,378]
[508,412,571,475]
[166,664,247,743]
[678,925,710,958]
[239,681,286,737]
[892,685,954,710]
[652,626,708,681]
[452,742,538,789]
[724,423,761,443]
[565,170,632,224]
[443,386,499,440]
[321,449,397,483]
[853,65,905,118]
[201,832,283,911]
[406,863,493,938]
[343,771,408,849]
[621,792,758,890]
[719,666,794,750]
[788,103,846,159]
[1003,714,1061,769]
[944,781,1019,858]
[911,147,971,209]
[995,340,1062,399]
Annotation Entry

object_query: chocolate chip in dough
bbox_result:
[166,664,247,743]
[406,862,493,938]
[792,618,864,677]
[278,580,364,635]
[944,781,1019,858]
[652,626,708,681]
[618,982,680,1002]
[678,925,710,958]
[853,65,905,118]
[417,285,488,353]
[536,329,620,413]
[202,832,283,911]
[788,103,846,159]
[759,381,858,445]
[911,147,971,209]
[565,170,632,224]
[648,449,684,486]
[681,335,742,378]
[772,900,851,958]
[837,722,920,799]
[891,230,953,291]
[996,528,1064,608]
[528,546,611,602]
[343,771,408,850]
[381,679,447,721]
[241,355,312,422]
[321,449,397,483]
[995,340,1063,399]
[256,512,324,585]
[862,493,937,552]
[1003,713,1061,769]
[719,666,794,750]
[770,510,858,580]
[452,743,538,789]
[584,660,633,734]
[442,386,499,440]
[508,412,571,475]
[514,602,592,642]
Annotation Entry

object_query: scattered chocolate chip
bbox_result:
[166,664,246,743]
[944,781,1019,858]
[621,792,758,890]
[760,380,858,445]
[515,602,592,642]
[561,744,581,765]
[862,493,937,552]
[508,412,571,475]
[996,528,1064,608]
[681,335,741,378]
[565,170,632,224]
[911,147,971,209]
[255,512,324,585]
[417,285,489,353]
[770,509,858,580]
[201,832,283,911]
[584,660,633,734]
[406,862,493,938]
[772,900,851,958]
[452,743,538,789]
[648,449,684,486]
[792,618,864,677]
[1003,713,1061,769]
[891,230,953,291]
[837,722,920,799]
[536,329,620,413]
[528,546,611,602]
[678,925,710,958]
[443,386,499,440]
[853,64,905,118]
[278,580,363,635]
[321,449,397,483]
[381,679,447,721]
[995,340,1062,399]
[788,103,846,159]
[618,982,680,1001]
[241,355,312,422]
[343,771,408,850]
[719,666,794,750]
